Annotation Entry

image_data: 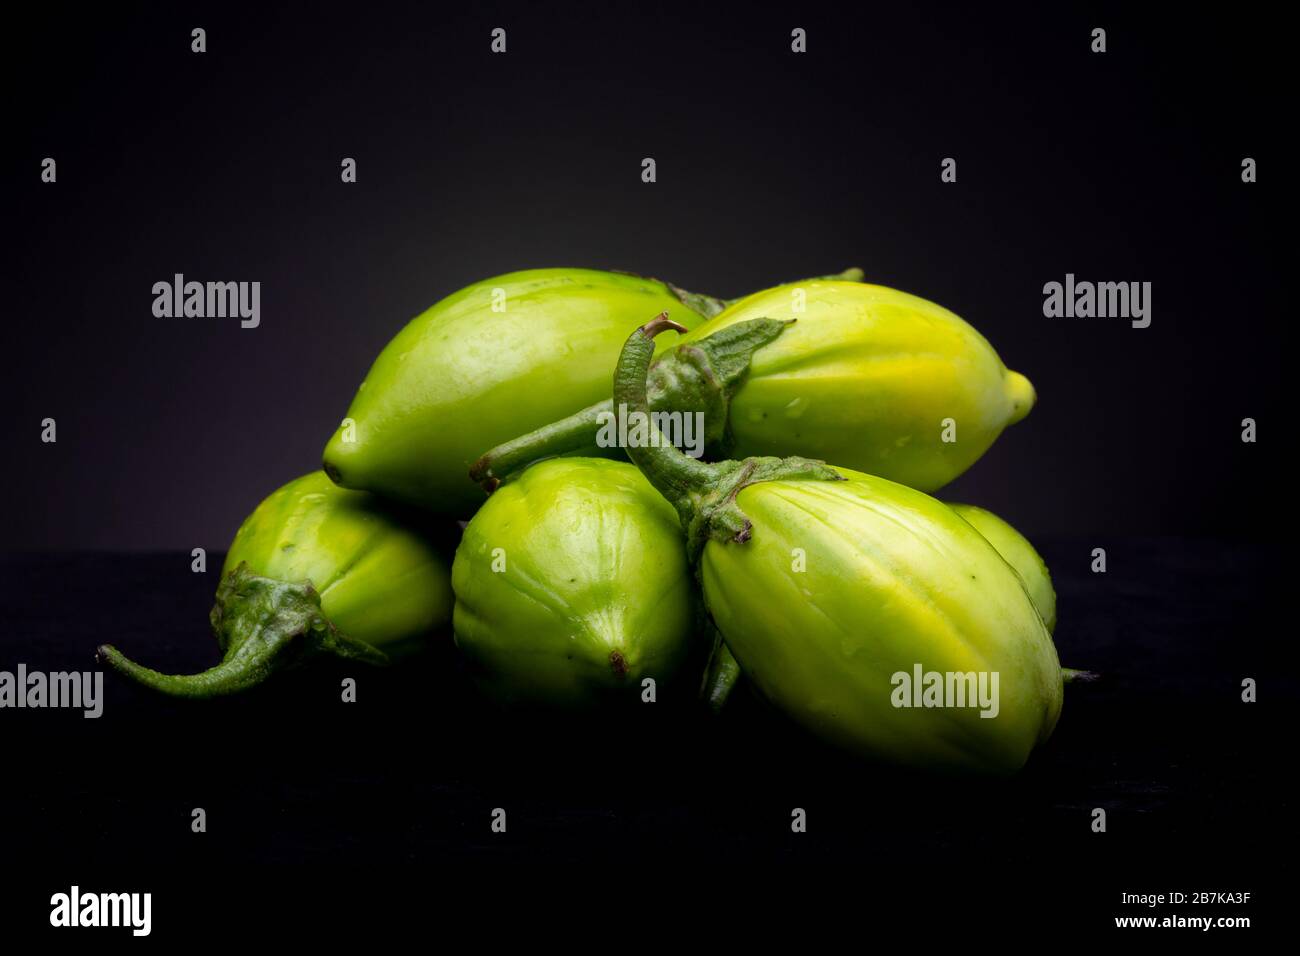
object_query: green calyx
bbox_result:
[97,563,388,698]
[604,269,729,320]
[470,317,792,491]
[665,282,729,320]
[614,314,845,563]
[648,316,792,452]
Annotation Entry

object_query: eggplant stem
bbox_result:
[1062,667,1100,684]
[97,641,284,698]
[97,563,387,700]
[470,400,614,489]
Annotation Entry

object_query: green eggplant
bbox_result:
[322,267,855,516]
[615,315,1062,773]
[702,502,1059,711]
[474,278,1034,494]
[451,457,697,707]
[98,472,454,697]
[948,503,1056,634]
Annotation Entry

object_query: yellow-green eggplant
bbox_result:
[949,503,1056,634]
[615,316,1062,773]
[703,502,1059,711]
[98,472,454,697]
[325,267,856,516]
[474,278,1034,494]
[451,457,698,707]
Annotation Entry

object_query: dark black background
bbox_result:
[3,0,1290,939]
[4,2,1287,548]
[1,541,1286,935]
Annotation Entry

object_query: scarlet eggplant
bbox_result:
[615,316,1062,773]
[98,472,454,697]
[451,458,698,707]
[474,277,1033,493]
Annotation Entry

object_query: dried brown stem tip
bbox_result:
[641,312,687,337]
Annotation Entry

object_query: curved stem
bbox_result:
[97,640,287,698]
[470,399,615,490]
[614,314,718,510]
[97,564,388,700]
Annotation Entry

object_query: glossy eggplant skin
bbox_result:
[222,471,454,650]
[322,269,710,516]
[451,458,697,708]
[688,280,1036,491]
[700,469,1062,774]
[701,501,1058,713]
[948,503,1056,634]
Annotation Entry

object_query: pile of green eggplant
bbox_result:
[101,265,1076,774]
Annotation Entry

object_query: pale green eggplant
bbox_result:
[451,458,698,707]
[98,472,454,697]
[704,501,1059,712]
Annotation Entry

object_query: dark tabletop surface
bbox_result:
[1,540,1289,934]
